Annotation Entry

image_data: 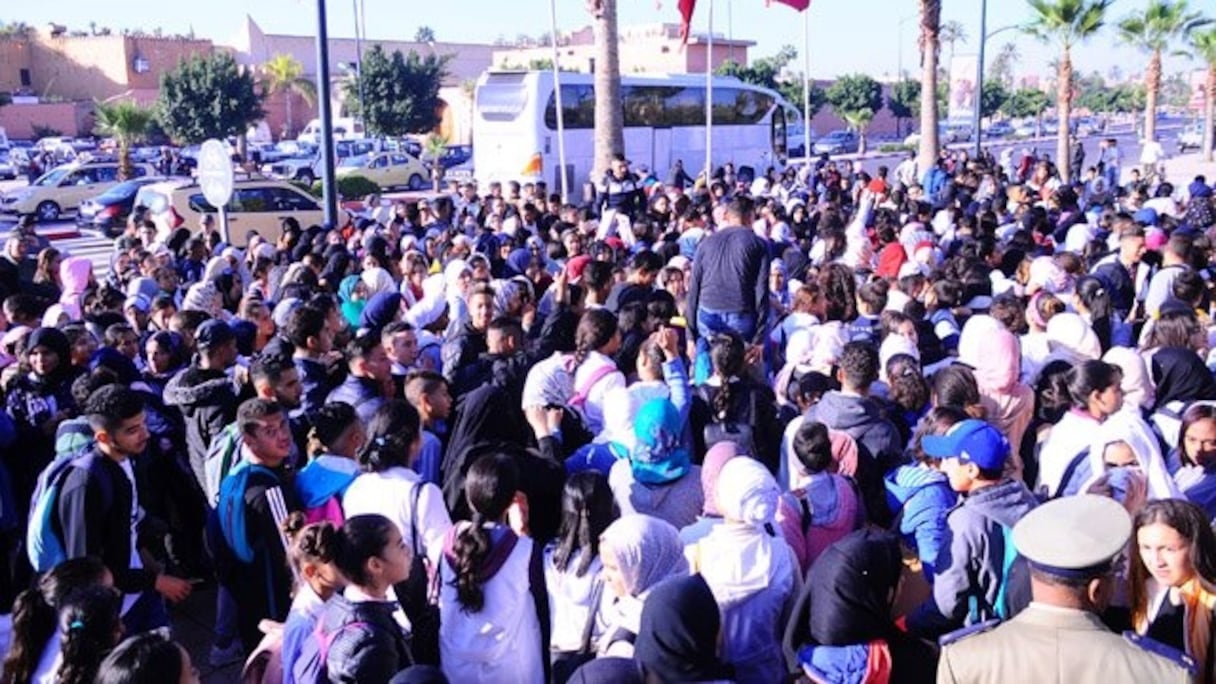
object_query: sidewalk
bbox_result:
[1160,151,1216,186]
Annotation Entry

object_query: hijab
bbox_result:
[25,326,71,384]
[1045,312,1102,363]
[338,275,365,328]
[630,399,691,485]
[182,281,221,317]
[1103,347,1155,412]
[1152,347,1216,410]
[361,267,397,298]
[807,528,903,646]
[700,441,741,517]
[359,291,402,335]
[634,575,734,683]
[599,514,688,598]
[1085,410,1180,502]
[504,248,533,278]
[959,314,1021,394]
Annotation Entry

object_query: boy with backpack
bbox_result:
[52,385,193,632]
[776,420,864,574]
[904,419,1038,638]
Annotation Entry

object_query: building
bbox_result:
[493,23,753,75]
[224,15,495,144]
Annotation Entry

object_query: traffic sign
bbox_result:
[198,139,234,208]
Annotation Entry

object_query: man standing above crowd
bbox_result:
[596,153,644,220]
[686,196,770,382]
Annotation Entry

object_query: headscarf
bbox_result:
[359,291,402,335]
[1152,347,1216,409]
[634,575,734,683]
[807,528,903,646]
[338,275,365,328]
[361,267,396,298]
[41,304,69,328]
[504,248,533,278]
[1084,410,1179,502]
[599,514,689,597]
[715,457,781,527]
[701,441,741,517]
[182,281,221,317]
[25,327,71,382]
[126,276,159,302]
[1027,255,1073,296]
[630,399,690,485]
[58,256,93,319]
[493,279,522,318]
[320,251,352,287]
[202,255,232,284]
[1045,312,1102,363]
[443,259,471,291]
[1104,347,1155,412]
[959,314,1021,394]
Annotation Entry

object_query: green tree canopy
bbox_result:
[888,79,919,121]
[345,44,450,137]
[157,51,264,145]
[825,74,883,152]
[93,100,155,179]
[414,26,436,43]
[1002,88,1051,118]
[980,80,1010,118]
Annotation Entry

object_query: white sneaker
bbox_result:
[208,640,244,668]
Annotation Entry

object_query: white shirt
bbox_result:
[343,467,452,568]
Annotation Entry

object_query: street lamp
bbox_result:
[974,0,1021,158]
[315,0,338,229]
[897,14,917,82]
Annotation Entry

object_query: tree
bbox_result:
[1194,27,1216,161]
[157,51,264,148]
[588,0,623,179]
[990,42,1020,88]
[715,45,797,91]
[1002,88,1051,119]
[260,53,316,139]
[93,100,154,180]
[414,26,436,43]
[888,79,919,137]
[980,79,1010,119]
[941,20,968,64]
[1117,1,1211,143]
[1160,72,1193,108]
[918,0,943,178]
[344,45,450,137]
[422,133,448,191]
[825,74,883,154]
[775,80,827,122]
[1025,0,1112,183]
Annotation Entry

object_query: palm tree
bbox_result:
[917,0,942,179]
[941,20,968,64]
[588,0,623,179]
[1195,27,1216,162]
[423,133,449,192]
[261,53,317,140]
[991,41,1020,88]
[93,100,154,180]
[1118,1,1211,144]
[1024,0,1112,184]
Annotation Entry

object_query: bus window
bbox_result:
[772,107,788,161]
[544,84,595,130]
[662,87,705,126]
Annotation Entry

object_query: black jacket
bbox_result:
[294,356,336,418]
[686,225,771,346]
[326,374,384,424]
[440,323,487,384]
[322,593,413,684]
[56,449,157,595]
[163,365,237,489]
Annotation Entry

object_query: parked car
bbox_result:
[1178,121,1213,153]
[76,176,166,235]
[439,145,473,169]
[812,130,860,155]
[0,152,16,180]
[335,151,430,190]
[265,138,384,185]
[0,159,157,221]
[984,121,1014,138]
[136,176,325,247]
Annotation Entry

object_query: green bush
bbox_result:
[877,143,916,153]
[309,175,381,200]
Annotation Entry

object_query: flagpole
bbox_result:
[549,0,569,204]
[705,0,714,182]
[802,6,811,170]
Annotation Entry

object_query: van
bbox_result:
[297,118,366,145]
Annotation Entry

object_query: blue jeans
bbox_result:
[214,583,237,647]
[694,308,757,384]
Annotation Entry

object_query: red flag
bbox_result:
[678,0,696,43]
[769,0,810,11]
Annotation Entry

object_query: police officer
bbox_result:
[937,495,1193,684]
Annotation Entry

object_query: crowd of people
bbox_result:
[0,142,1212,683]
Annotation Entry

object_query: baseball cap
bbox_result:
[921,419,1010,471]
[195,319,235,351]
[123,294,151,313]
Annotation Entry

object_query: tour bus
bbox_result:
[472,70,797,190]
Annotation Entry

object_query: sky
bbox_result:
[6,0,1207,82]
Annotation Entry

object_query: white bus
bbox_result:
[472,70,796,190]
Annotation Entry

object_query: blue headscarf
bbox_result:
[359,291,403,335]
[631,399,690,485]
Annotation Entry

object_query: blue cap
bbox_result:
[921,419,1009,471]
[1133,207,1159,226]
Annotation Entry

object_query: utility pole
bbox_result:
[973,0,987,159]
[315,0,338,228]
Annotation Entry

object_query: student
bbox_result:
[57,386,192,633]
[54,586,123,684]
[163,318,239,490]
[302,514,414,684]
[439,453,547,684]
[777,420,865,574]
[94,630,200,684]
[1,557,111,684]
[382,321,420,396]
[216,398,302,653]
[327,332,393,424]
[285,305,338,417]
[403,370,453,486]
[279,515,344,684]
[295,402,364,525]
[906,419,1038,637]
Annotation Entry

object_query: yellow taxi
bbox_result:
[335,150,430,190]
[0,158,157,222]
[135,175,326,247]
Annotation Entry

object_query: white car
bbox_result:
[1179,122,1212,153]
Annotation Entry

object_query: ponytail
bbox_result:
[572,309,618,369]
[2,557,108,684]
[709,332,745,420]
[452,454,519,612]
[357,400,422,472]
[57,586,122,684]
[283,512,339,574]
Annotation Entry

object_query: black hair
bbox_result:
[452,453,519,613]
[708,331,746,419]
[94,630,188,684]
[285,305,328,349]
[887,354,930,414]
[307,402,359,457]
[932,365,985,419]
[344,330,385,363]
[838,341,880,391]
[724,196,756,224]
[250,354,295,389]
[282,513,338,574]
[1173,269,1206,306]
[2,558,110,684]
[1074,275,1113,352]
[357,400,423,472]
[331,514,399,587]
[1066,360,1122,409]
[629,250,663,274]
[84,385,145,436]
[583,261,614,292]
[57,586,122,684]
[818,263,858,322]
[792,420,833,474]
[573,309,619,367]
[236,398,284,436]
[551,472,615,577]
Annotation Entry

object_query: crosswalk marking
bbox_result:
[53,233,115,281]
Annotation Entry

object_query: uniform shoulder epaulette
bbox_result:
[938,618,1001,647]
[1123,631,1197,674]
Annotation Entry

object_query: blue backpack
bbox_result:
[27,451,113,573]
[214,459,277,564]
[967,520,1031,624]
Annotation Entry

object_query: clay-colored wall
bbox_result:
[0,101,93,138]
[0,38,33,93]
[27,33,213,101]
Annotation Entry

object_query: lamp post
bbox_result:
[897,14,917,82]
[315,0,338,229]
[974,1,1021,159]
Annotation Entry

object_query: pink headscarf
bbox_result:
[959,315,1021,395]
[701,441,741,516]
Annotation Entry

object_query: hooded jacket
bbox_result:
[884,465,956,578]
[806,391,904,526]
[325,374,384,425]
[318,592,413,684]
[163,365,237,489]
[908,478,1038,635]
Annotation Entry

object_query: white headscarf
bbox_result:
[1046,312,1102,364]
[715,457,780,526]
[601,514,688,598]
[1084,410,1180,502]
[1103,347,1155,412]
[361,267,396,298]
